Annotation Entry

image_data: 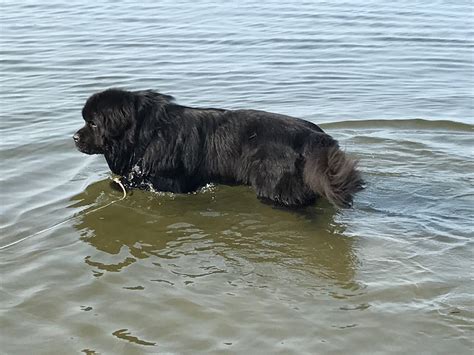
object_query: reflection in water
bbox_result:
[112,329,156,347]
[70,179,360,291]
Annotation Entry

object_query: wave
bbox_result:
[320,118,473,132]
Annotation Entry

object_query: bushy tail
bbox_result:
[303,144,364,208]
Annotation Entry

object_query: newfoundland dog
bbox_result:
[74,89,363,208]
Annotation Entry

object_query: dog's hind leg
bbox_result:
[247,146,315,207]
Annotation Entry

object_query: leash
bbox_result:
[0,177,128,251]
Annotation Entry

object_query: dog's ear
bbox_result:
[103,104,134,138]
[90,90,138,139]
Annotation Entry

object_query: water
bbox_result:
[1,1,473,353]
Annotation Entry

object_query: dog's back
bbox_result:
[180,107,364,207]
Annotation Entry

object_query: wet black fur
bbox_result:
[74,89,363,207]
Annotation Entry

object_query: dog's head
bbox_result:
[73,89,137,155]
[74,88,174,175]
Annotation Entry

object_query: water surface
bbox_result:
[1,1,473,354]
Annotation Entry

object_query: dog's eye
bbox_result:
[88,122,97,128]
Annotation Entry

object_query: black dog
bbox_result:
[74,89,363,208]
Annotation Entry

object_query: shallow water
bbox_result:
[1,1,473,354]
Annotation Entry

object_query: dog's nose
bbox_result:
[73,133,80,142]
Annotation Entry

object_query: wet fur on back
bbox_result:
[74,88,364,208]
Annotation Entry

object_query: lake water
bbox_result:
[1,1,473,354]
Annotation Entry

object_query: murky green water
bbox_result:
[1,1,473,354]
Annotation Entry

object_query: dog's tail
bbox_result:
[303,139,364,208]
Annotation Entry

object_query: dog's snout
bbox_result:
[73,133,80,142]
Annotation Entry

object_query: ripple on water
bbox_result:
[1,1,473,353]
